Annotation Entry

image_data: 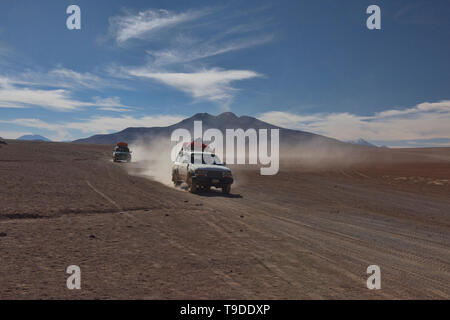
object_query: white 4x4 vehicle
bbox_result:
[172,150,233,194]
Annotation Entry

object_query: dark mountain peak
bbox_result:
[188,112,240,123]
[73,112,341,146]
[190,112,213,120]
[179,112,243,130]
[217,112,239,120]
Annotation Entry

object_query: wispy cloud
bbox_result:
[0,76,131,111]
[8,67,127,91]
[65,114,184,134]
[393,2,446,26]
[126,67,262,106]
[376,100,450,117]
[258,100,450,145]
[146,35,273,66]
[0,130,32,140]
[107,6,272,109]
[109,9,208,44]
[2,114,185,141]
[131,8,274,67]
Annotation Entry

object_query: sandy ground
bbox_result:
[0,140,449,299]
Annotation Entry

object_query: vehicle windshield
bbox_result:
[190,153,223,165]
[116,146,130,153]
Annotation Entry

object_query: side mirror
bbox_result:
[223,162,226,166]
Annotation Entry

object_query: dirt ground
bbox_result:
[0,140,449,299]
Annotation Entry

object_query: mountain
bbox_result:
[18,134,51,142]
[73,112,344,146]
[346,138,378,148]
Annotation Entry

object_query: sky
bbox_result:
[0,0,449,147]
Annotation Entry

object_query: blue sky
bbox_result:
[0,0,449,147]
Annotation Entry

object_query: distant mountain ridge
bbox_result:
[346,138,377,148]
[346,138,388,148]
[72,112,344,146]
[18,134,51,142]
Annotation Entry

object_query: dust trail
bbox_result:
[279,137,392,171]
[126,137,177,187]
[124,135,397,186]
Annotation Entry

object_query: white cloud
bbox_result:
[0,130,32,140]
[126,67,262,104]
[0,86,85,110]
[0,77,130,111]
[9,67,126,91]
[65,115,184,134]
[3,114,185,141]
[107,7,271,109]
[110,9,207,44]
[91,97,132,112]
[257,111,323,128]
[45,68,108,89]
[146,35,273,66]
[376,100,450,117]
[258,100,450,142]
[3,119,67,140]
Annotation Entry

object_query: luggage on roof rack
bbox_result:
[182,141,208,151]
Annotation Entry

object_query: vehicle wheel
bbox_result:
[222,184,231,194]
[189,181,198,193]
[172,172,179,185]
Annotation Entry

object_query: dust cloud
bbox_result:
[125,135,394,186]
[126,137,177,187]
[279,137,389,170]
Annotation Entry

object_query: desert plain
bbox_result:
[0,140,449,299]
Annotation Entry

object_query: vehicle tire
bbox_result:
[222,184,231,194]
[189,179,198,193]
[172,171,179,185]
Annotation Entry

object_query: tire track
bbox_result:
[157,227,254,298]
[85,180,138,222]
[198,195,449,298]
